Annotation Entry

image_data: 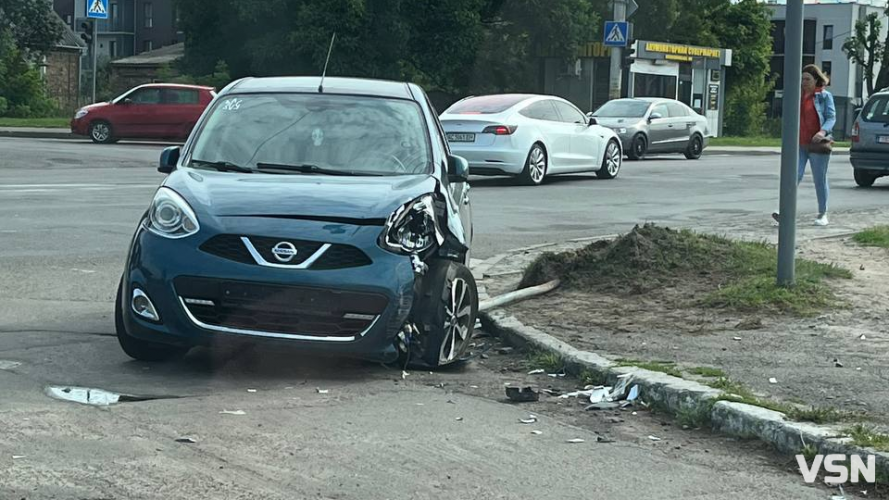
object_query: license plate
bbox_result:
[878,136,889,144]
[447,133,475,143]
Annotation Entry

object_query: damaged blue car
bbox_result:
[115,77,477,368]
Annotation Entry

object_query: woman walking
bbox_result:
[773,64,836,226]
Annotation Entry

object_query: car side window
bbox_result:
[164,89,200,105]
[651,104,668,119]
[424,95,450,156]
[553,101,587,124]
[130,88,162,105]
[520,101,561,122]
[667,103,688,118]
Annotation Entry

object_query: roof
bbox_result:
[228,77,415,99]
[111,43,184,66]
[53,13,85,51]
[133,83,215,91]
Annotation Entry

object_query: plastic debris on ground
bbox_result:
[0,360,22,370]
[527,369,545,375]
[175,437,197,443]
[732,337,742,341]
[597,436,615,443]
[547,369,567,378]
[469,385,479,389]
[768,378,778,384]
[531,430,543,435]
[45,386,122,406]
[519,415,538,424]
[455,417,464,421]
[402,370,409,379]
[316,388,329,394]
[648,435,662,441]
[860,334,867,340]
[834,359,844,368]
[626,385,640,401]
[585,402,620,411]
[219,410,246,415]
[247,389,257,393]
[566,438,585,444]
[12,455,24,459]
[505,386,539,402]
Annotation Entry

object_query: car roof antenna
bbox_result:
[318,33,336,93]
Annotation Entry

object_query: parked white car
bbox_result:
[440,94,622,185]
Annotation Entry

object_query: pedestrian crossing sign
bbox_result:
[604,21,629,47]
[87,0,109,19]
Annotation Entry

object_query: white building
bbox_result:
[765,0,888,137]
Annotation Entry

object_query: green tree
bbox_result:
[0,0,64,54]
[843,11,886,95]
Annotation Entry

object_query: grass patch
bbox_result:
[579,369,606,386]
[710,136,851,149]
[846,424,889,452]
[616,359,683,378]
[785,406,857,425]
[521,224,850,316]
[709,377,853,423]
[0,117,69,128]
[853,226,889,249]
[690,366,726,378]
[526,350,565,373]
[676,401,715,429]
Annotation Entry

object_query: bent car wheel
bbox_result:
[627,134,647,160]
[684,134,704,160]
[596,140,622,179]
[115,280,189,362]
[854,169,877,187]
[413,260,478,368]
[518,144,547,186]
[89,121,115,144]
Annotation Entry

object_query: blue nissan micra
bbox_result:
[116,77,476,368]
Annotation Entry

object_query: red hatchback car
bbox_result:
[71,83,215,144]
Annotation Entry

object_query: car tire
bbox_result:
[518,143,547,186]
[854,169,877,187]
[89,120,115,144]
[115,279,189,362]
[596,140,622,179]
[684,134,704,160]
[627,134,647,160]
[411,260,478,368]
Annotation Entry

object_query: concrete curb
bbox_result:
[0,130,76,140]
[707,148,851,157]
[477,262,889,481]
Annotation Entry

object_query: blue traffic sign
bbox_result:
[86,0,109,19]
[604,21,629,47]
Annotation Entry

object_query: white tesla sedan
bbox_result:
[440,94,622,185]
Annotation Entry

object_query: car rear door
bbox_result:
[160,88,203,138]
[114,87,163,137]
[552,100,600,170]
[647,103,672,152]
[524,100,574,170]
[856,95,889,157]
[667,102,695,151]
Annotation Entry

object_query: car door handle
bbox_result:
[462,186,471,205]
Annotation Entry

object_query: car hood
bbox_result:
[81,102,111,112]
[163,170,441,222]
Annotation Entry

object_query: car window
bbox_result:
[652,104,668,118]
[189,93,431,176]
[130,88,162,105]
[553,101,587,124]
[520,101,561,122]
[862,96,889,123]
[164,89,200,105]
[446,94,532,114]
[593,99,650,118]
[667,103,688,118]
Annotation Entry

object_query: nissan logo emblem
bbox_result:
[271,242,298,263]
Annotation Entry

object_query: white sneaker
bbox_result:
[771,212,780,224]
[814,214,829,226]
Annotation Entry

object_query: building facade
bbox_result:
[765,0,889,138]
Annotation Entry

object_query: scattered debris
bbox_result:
[455,417,464,422]
[768,378,778,384]
[12,455,25,459]
[834,359,844,368]
[497,347,514,355]
[860,264,866,271]
[316,388,329,394]
[732,337,742,341]
[402,370,409,379]
[589,386,610,403]
[648,435,662,441]
[46,386,122,406]
[547,369,567,378]
[0,360,22,370]
[597,436,615,443]
[528,368,546,375]
[531,430,543,435]
[540,388,562,396]
[505,386,540,403]
[566,438,585,444]
[469,385,479,389]
[518,415,538,424]
[632,411,638,416]
[175,437,197,444]
[585,402,620,411]
[860,334,867,340]
[219,410,246,416]
[247,389,257,393]
[480,353,489,360]
[627,385,640,401]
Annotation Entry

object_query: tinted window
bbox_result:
[667,103,688,118]
[594,100,650,118]
[863,96,889,123]
[130,88,161,104]
[190,94,431,175]
[164,89,200,105]
[553,101,587,124]
[520,101,560,122]
[447,94,532,114]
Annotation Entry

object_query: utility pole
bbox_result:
[91,31,98,104]
[609,0,626,100]
[777,0,804,286]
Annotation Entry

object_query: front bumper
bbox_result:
[71,118,88,136]
[121,217,417,363]
[851,150,889,171]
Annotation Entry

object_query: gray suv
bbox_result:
[851,89,889,187]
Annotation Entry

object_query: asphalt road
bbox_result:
[0,137,877,499]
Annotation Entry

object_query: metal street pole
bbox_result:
[91,29,98,104]
[609,0,626,100]
[777,0,804,286]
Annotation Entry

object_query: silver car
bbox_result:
[851,89,889,187]
[590,98,709,160]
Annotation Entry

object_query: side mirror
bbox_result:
[158,146,180,174]
[588,116,598,126]
[447,154,469,183]
[649,112,663,122]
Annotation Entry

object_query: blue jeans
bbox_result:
[798,146,830,215]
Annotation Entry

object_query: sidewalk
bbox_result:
[0,127,74,140]
[708,145,851,156]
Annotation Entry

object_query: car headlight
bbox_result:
[74,109,88,120]
[380,194,444,254]
[144,187,200,239]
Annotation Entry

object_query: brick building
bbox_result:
[41,14,86,113]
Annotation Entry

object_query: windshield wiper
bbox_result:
[190,159,253,173]
[256,162,367,176]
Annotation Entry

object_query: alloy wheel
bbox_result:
[606,142,621,176]
[529,147,546,184]
[92,123,110,142]
[439,277,472,364]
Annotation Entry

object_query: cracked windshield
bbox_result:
[3,0,889,498]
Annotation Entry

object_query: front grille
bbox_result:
[175,277,388,338]
[200,234,372,270]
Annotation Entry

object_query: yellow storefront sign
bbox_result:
[644,42,720,59]
[578,42,611,58]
